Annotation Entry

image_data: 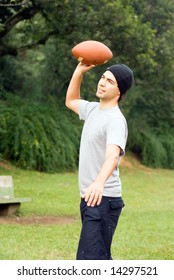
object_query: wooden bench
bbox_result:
[0,176,31,216]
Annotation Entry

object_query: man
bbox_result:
[65,62,134,260]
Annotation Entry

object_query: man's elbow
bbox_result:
[65,99,70,108]
[65,98,73,109]
[65,99,79,114]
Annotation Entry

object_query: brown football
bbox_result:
[71,40,113,65]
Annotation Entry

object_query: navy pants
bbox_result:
[76,196,124,260]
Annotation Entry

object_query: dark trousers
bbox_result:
[76,196,124,260]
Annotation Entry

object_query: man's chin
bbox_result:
[96,92,103,98]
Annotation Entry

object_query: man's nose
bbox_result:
[99,79,106,86]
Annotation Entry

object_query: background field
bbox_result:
[0,154,174,260]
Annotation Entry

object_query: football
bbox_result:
[71,40,113,65]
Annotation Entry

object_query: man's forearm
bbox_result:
[83,145,121,206]
[66,63,95,107]
[95,154,119,185]
[83,154,119,207]
[66,70,83,105]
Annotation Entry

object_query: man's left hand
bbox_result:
[83,182,104,207]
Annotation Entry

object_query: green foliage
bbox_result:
[127,118,174,169]
[0,94,81,172]
[161,134,174,169]
[0,0,174,170]
[124,80,174,169]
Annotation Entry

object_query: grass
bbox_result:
[0,154,174,260]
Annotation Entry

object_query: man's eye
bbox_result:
[108,79,114,84]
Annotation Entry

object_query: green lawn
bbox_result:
[0,154,174,260]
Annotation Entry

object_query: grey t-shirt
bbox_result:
[78,100,128,198]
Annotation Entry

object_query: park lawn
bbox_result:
[0,154,174,260]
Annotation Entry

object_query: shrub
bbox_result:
[127,119,174,169]
[0,94,81,172]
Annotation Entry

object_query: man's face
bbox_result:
[96,70,120,102]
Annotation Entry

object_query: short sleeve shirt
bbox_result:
[78,100,128,197]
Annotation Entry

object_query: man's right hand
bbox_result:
[65,63,95,114]
[75,62,95,75]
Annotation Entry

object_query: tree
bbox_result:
[1,0,156,99]
[124,0,174,168]
[0,0,174,170]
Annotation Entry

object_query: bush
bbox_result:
[127,119,174,169]
[0,94,81,172]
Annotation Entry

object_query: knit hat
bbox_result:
[107,64,134,96]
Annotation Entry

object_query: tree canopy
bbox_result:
[0,0,174,171]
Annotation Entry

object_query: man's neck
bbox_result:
[99,99,118,109]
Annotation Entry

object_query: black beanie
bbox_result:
[107,64,134,96]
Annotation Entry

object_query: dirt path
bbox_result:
[0,215,76,225]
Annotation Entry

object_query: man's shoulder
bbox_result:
[106,107,127,127]
[78,100,99,120]
[79,100,99,114]
[79,100,99,108]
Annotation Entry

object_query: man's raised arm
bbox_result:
[65,63,95,114]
